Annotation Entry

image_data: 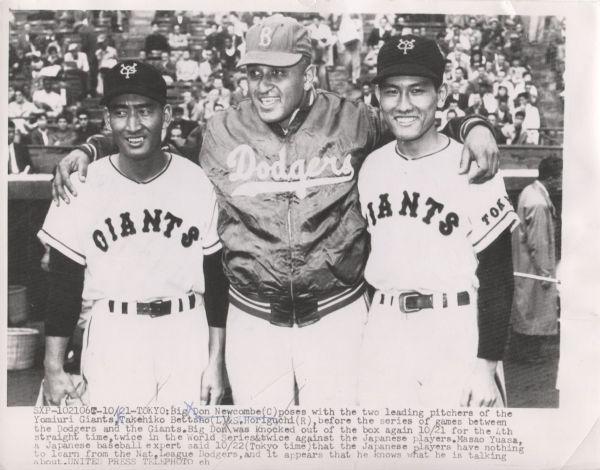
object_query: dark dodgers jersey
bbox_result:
[200,90,379,309]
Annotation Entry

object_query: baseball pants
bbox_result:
[226,296,369,406]
[358,290,505,407]
[80,296,208,406]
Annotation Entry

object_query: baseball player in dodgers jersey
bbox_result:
[357,36,519,407]
[38,61,227,406]
[52,15,501,406]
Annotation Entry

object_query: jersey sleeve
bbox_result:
[466,172,520,253]
[201,175,222,256]
[37,176,87,266]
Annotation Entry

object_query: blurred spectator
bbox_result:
[221,36,241,73]
[40,46,63,77]
[360,82,379,107]
[8,120,32,174]
[75,15,99,97]
[338,13,364,85]
[168,24,190,52]
[30,113,51,145]
[228,12,249,40]
[168,106,198,139]
[453,66,469,94]
[212,75,232,107]
[176,50,200,83]
[514,71,538,98]
[487,113,507,144]
[445,24,470,51]
[206,22,227,53]
[367,16,394,47]
[481,17,504,47]
[505,110,529,144]
[496,99,513,124]
[508,56,528,83]
[363,43,379,78]
[74,109,101,144]
[464,17,483,49]
[309,15,335,67]
[481,83,498,114]
[8,89,40,133]
[15,23,38,54]
[10,48,32,79]
[231,75,250,106]
[96,35,118,94]
[442,60,455,83]
[514,92,540,144]
[199,49,220,84]
[49,114,77,146]
[465,93,489,117]
[64,43,90,72]
[45,34,64,58]
[447,44,470,71]
[145,21,170,58]
[32,78,64,117]
[466,64,491,95]
[511,156,562,362]
[443,82,468,111]
[8,86,15,103]
[156,51,177,83]
[170,11,191,34]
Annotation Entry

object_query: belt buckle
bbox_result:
[146,300,168,318]
[398,292,421,314]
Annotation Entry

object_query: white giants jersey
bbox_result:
[358,138,519,293]
[38,154,221,301]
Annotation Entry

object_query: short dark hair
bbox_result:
[57,113,70,123]
[538,156,562,181]
[77,109,90,118]
[8,119,15,129]
[514,110,526,118]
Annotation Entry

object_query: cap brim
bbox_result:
[372,64,440,86]
[237,51,303,68]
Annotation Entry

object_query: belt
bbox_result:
[108,293,197,317]
[378,291,470,314]
[229,282,367,327]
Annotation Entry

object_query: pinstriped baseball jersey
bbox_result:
[358,137,519,292]
[38,154,221,301]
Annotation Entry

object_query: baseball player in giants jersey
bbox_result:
[39,61,227,406]
[51,15,501,406]
[357,36,519,407]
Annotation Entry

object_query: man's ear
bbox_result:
[303,64,316,91]
[436,82,449,108]
[162,104,172,129]
[103,108,111,131]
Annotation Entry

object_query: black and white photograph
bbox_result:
[1,1,599,469]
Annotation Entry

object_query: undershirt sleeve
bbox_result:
[45,248,85,337]
[203,249,229,328]
[476,228,514,360]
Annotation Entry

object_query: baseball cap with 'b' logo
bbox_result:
[237,14,312,68]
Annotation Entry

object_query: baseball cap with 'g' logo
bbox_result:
[100,60,167,106]
[237,14,312,68]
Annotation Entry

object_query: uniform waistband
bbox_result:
[105,293,200,317]
[229,282,367,327]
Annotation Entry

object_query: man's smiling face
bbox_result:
[246,60,308,126]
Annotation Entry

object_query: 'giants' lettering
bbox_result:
[91,209,200,252]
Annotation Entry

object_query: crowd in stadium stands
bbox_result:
[8,10,566,173]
